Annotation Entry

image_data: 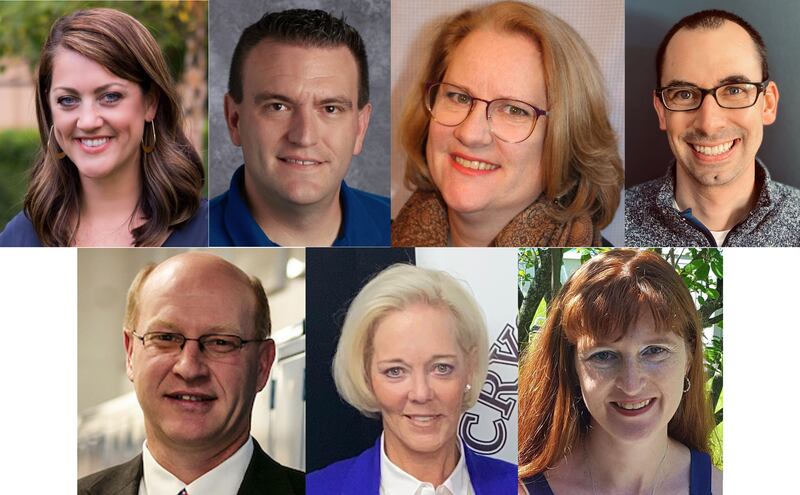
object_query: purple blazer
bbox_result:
[307,437,517,495]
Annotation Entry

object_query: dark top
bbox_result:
[522,449,713,495]
[0,199,208,247]
[77,438,304,495]
[209,164,390,246]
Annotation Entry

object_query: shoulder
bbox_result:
[77,455,142,494]
[164,198,208,247]
[307,452,363,491]
[464,447,518,490]
[768,179,800,211]
[344,183,390,217]
[307,445,378,495]
[340,182,390,246]
[0,211,41,247]
[625,177,664,206]
[246,440,305,494]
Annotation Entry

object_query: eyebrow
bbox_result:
[375,354,459,365]
[662,74,759,88]
[443,80,533,104]
[50,82,127,94]
[144,319,242,335]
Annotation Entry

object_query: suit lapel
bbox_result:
[236,440,299,495]
[339,437,381,495]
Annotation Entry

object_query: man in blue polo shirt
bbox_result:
[210,9,389,246]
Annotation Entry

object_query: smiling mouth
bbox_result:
[690,138,738,157]
[279,156,322,166]
[613,399,653,411]
[404,414,442,425]
[453,155,500,171]
[166,393,215,402]
[78,137,110,148]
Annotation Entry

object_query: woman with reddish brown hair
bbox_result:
[518,250,722,494]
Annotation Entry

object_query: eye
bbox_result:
[433,363,454,375]
[587,350,617,363]
[153,333,178,342]
[56,95,79,108]
[100,92,122,104]
[323,105,344,114]
[501,104,531,117]
[676,90,694,100]
[445,91,472,105]
[642,346,670,360]
[383,367,404,378]
[267,102,289,112]
[203,336,240,353]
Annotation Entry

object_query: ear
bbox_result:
[653,90,668,131]
[762,81,779,126]
[352,102,372,156]
[224,92,242,147]
[144,90,158,122]
[255,338,277,392]
[123,328,135,382]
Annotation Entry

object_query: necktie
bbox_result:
[178,490,188,495]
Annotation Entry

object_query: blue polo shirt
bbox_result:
[209,165,390,246]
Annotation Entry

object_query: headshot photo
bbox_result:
[208,0,390,247]
[77,248,306,494]
[517,248,723,494]
[626,1,800,246]
[391,0,624,247]
[305,248,519,494]
[0,2,208,247]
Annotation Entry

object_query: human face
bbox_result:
[574,310,690,444]
[49,48,157,182]
[426,29,547,217]
[654,21,778,188]
[224,41,371,209]
[369,304,472,462]
[124,254,274,453]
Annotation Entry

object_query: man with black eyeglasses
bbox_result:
[626,9,800,247]
[78,252,304,494]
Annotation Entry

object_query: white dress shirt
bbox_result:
[379,433,475,495]
[138,437,254,495]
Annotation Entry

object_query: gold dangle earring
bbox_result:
[141,120,156,153]
[48,125,66,159]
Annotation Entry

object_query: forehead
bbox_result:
[241,40,359,101]
[661,21,762,85]
[137,261,255,333]
[575,309,684,349]
[50,47,130,89]
[371,304,462,359]
[444,28,545,102]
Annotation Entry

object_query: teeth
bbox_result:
[284,158,318,165]
[615,399,652,410]
[692,140,734,156]
[454,155,499,171]
[408,415,436,422]
[177,395,206,402]
[81,138,108,147]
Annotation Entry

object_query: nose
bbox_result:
[453,101,493,148]
[171,340,210,381]
[692,93,727,135]
[76,101,103,131]
[287,105,319,147]
[408,372,434,403]
[615,357,646,396]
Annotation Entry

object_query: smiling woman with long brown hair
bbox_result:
[518,250,722,494]
[0,8,206,247]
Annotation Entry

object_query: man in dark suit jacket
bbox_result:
[78,253,304,494]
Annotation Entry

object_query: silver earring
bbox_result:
[48,125,66,159]
[465,384,471,392]
[683,376,691,393]
[141,120,156,153]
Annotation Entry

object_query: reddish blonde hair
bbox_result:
[518,250,715,478]
[399,1,622,229]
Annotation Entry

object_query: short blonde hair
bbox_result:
[333,264,489,417]
[399,1,623,229]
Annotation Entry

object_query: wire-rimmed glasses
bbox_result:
[131,331,267,359]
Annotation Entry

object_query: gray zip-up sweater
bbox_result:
[625,159,800,247]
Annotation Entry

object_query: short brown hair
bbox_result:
[399,1,622,230]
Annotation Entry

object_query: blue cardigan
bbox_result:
[0,199,208,247]
[307,437,517,495]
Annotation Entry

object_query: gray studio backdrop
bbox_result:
[208,0,390,198]
[626,0,800,188]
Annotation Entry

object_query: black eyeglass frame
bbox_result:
[424,82,549,143]
[655,79,770,112]
[131,330,268,355]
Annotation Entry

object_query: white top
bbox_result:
[138,437,254,495]
[379,433,475,495]
[672,198,729,246]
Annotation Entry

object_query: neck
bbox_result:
[674,162,757,231]
[146,429,250,485]
[448,206,521,247]
[76,166,143,246]
[584,429,671,495]
[244,175,342,246]
[384,434,459,486]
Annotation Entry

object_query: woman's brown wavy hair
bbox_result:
[399,1,623,230]
[25,8,204,246]
[518,250,715,479]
